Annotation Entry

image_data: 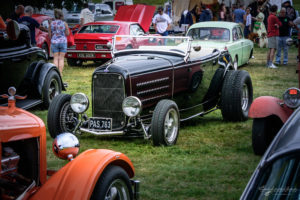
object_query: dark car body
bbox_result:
[0,21,64,109]
[49,35,253,146]
[241,106,300,199]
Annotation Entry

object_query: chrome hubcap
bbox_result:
[241,83,249,111]
[49,79,59,101]
[164,108,179,144]
[234,58,238,70]
[105,179,130,200]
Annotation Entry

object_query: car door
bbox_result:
[229,27,243,67]
[238,26,252,64]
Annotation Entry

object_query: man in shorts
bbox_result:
[266,5,281,68]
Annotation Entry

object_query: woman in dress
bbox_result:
[48,9,69,75]
[252,7,266,38]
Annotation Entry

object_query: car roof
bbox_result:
[32,14,51,23]
[189,21,239,30]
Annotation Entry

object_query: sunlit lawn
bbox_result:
[31,46,298,200]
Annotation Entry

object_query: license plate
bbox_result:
[78,53,95,58]
[89,117,112,131]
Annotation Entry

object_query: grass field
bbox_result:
[29,45,299,199]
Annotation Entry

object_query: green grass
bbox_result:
[30,46,298,199]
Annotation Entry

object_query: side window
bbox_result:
[232,28,238,41]
[237,27,243,39]
[41,20,49,30]
[130,24,145,36]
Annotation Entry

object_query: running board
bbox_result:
[1,99,42,110]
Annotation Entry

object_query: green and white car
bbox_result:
[187,21,253,70]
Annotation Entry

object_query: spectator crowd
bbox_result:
[171,0,299,68]
[1,0,300,70]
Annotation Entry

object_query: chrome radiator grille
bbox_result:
[92,73,126,129]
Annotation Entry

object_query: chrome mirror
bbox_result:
[6,20,20,40]
[52,133,80,161]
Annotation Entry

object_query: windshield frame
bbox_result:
[111,35,192,58]
[187,27,231,42]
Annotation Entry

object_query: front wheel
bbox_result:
[151,100,180,146]
[47,94,79,138]
[221,70,253,121]
[90,165,133,200]
[42,70,62,108]
[252,116,283,155]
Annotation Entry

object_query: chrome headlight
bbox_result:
[70,93,89,113]
[283,88,300,108]
[122,96,142,117]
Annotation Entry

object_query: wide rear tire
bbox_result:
[252,116,283,155]
[47,94,79,138]
[151,100,180,146]
[221,70,253,121]
[90,165,133,200]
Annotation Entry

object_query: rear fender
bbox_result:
[248,96,294,123]
[34,62,65,95]
[30,149,134,200]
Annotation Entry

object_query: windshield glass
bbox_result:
[251,154,300,199]
[112,35,190,56]
[187,27,230,42]
[79,25,119,34]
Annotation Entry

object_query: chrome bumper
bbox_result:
[131,180,140,200]
[80,128,124,136]
[66,50,110,53]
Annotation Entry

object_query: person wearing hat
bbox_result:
[152,6,172,36]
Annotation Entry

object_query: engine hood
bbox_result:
[0,105,45,142]
[114,4,155,32]
[95,54,183,77]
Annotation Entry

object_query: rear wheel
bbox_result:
[42,43,49,60]
[252,116,283,155]
[221,70,253,121]
[42,70,62,108]
[151,100,180,146]
[47,94,79,138]
[67,58,82,66]
[90,165,133,200]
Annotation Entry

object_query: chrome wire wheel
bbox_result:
[104,179,130,200]
[60,101,78,132]
[48,78,59,102]
[241,83,249,111]
[164,108,179,144]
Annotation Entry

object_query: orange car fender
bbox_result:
[30,149,134,200]
[248,96,293,123]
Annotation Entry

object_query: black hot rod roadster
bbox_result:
[48,35,253,146]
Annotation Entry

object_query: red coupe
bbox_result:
[65,4,157,66]
[31,14,52,60]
